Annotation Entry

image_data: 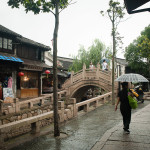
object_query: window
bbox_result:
[0,37,2,48]
[3,38,7,49]
[0,37,13,50]
[8,39,12,50]
[36,49,39,59]
[41,51,44,61]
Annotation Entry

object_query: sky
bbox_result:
[0,0,150,59]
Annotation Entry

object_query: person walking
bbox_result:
[102,59,108,71]
[115,82,132,134]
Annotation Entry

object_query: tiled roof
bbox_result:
[57,56,73,70]
[115,58,128,66]
[16,37,50,51]
[0,24,21,37]
[21,58,50,69]
[0,24,51,50]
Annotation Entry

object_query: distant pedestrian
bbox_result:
[115,82,132,134]
[89,62,94,69]
[102,59,108,71]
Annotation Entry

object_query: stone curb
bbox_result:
[91,103,150,150]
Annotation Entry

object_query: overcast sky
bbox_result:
[0,0,150,59]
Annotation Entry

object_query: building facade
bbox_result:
[0,24,51,100]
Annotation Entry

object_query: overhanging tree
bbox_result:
[69,39,112,72]
[125,24,150,78]
[100,0,125,105]
[7,0,74,137]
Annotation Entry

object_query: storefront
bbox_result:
[0,55,23,101]
[17,58,50,99]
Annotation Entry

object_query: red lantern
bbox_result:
[18,72,24,77]
[45,70,50,78]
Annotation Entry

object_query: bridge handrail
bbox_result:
[76,92,112,108]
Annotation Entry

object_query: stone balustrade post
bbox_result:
[58,101,65,122]
[50,94,53,104]
[29,102,33,109]
[40,98,44,105]
[0,100,3,113]
[14,98,20,113]
[71,71,74,84]
[82,63,86,79]
[58,93,61,99]
[70,98,77,117]
[31,121,40,134]
[94,100,98,108]
[96,63,100,79]
[84,103,89,112]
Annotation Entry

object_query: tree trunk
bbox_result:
[112,9,115,105]
[53,1,60,137]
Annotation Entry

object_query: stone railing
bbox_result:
[62,63,112,89]
[76,92,112,114]
[0,92,112,149]
[0,90,67,115]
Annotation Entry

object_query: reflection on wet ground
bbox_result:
[10,101,150,150]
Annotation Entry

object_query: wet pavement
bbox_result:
[8,100,150,150]
[92,101,150,150]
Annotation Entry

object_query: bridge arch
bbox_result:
[62,64,117,102]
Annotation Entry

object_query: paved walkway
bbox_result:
[91,103,150,150]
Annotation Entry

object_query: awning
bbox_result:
[124,0,150,14]
[0,54,23,63]
[20,58,51,71]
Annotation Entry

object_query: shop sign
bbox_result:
[3,88,14,103]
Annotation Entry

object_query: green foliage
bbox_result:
[125,24,150,77]
[69,39,112,72]
[8,0,69,14]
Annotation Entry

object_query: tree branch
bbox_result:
[59,0,77,14]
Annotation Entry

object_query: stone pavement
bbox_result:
[91,103,150,150]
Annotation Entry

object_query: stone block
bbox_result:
[28,113,33,117]
[43,110,47,113]
[8,106,15,114]
[58,101,64,109]
[3,119,10,124]
[22,114,27,119]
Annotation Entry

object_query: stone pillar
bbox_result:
[31,121,40,134]
[58,93,61,99]
[70,98,77,117]
[12,71,17,98]
[40,98,44,105]
[84,103,89,112]
[82,63,86,79]
[0,100,3,113]
[14,98,20,113]
[96,63,100,79]
[29,102,33,109]
[58,101,65,122]
[94,100,98,108]
[71,71,74,84]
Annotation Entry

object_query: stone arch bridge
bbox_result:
[62,64,117,102]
